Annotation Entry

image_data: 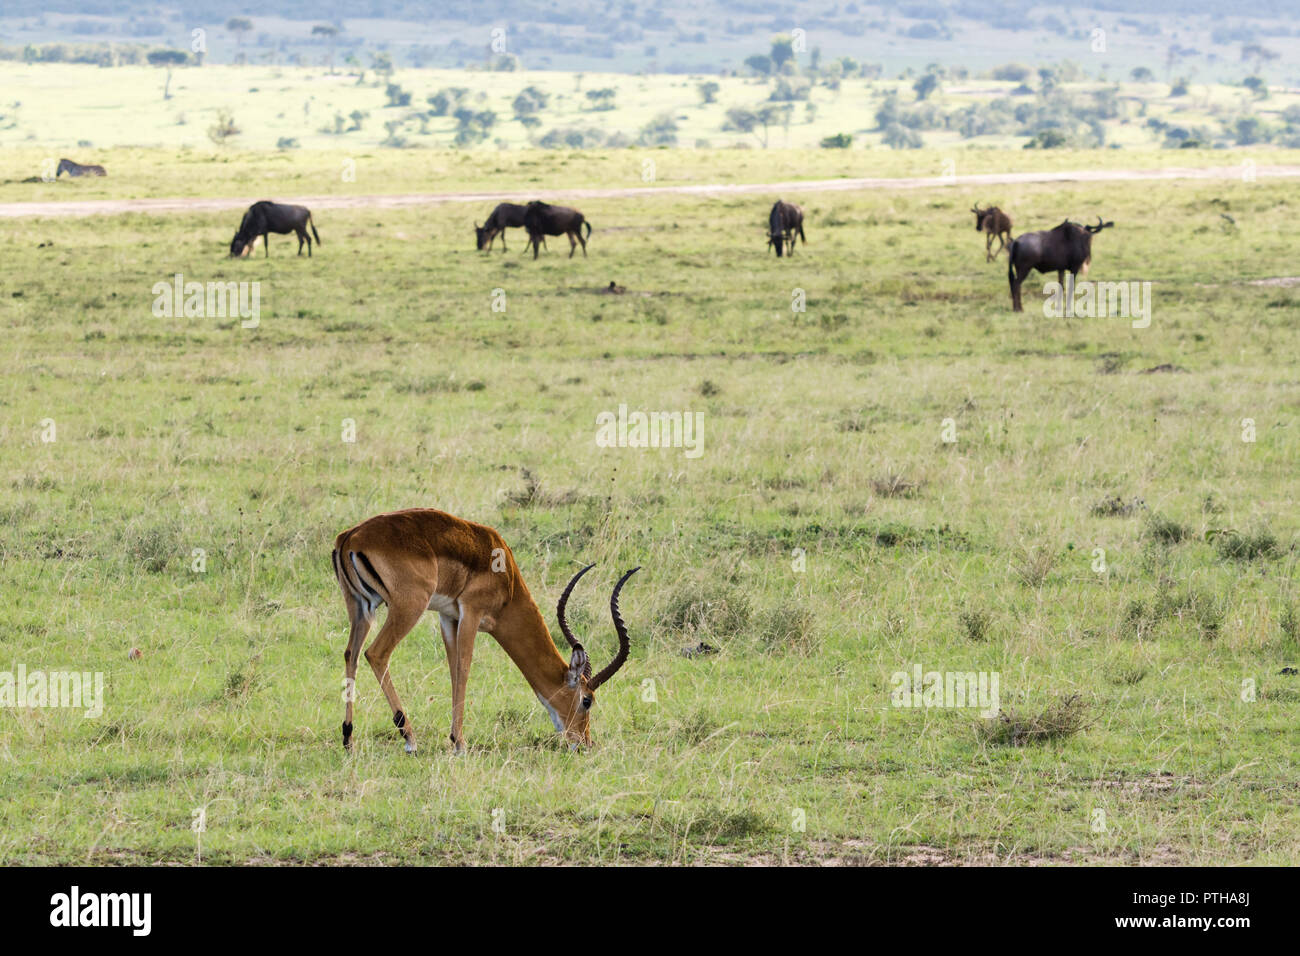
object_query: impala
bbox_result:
[332,509,638,753]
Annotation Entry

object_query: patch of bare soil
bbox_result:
[4,165,1299,220]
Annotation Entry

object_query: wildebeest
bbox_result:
[229,201,322,258]
[56,159,106,178]
[523,201,591,259]
[767,200,806,257]
[972,204,1012,261]
[1007,216,1114,312]
[475,202,532,252]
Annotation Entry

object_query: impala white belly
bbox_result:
[427,593,495,631]
[427,592,459,617]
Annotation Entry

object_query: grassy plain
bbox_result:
[1,146,1299,864]
[2,63,1297,154]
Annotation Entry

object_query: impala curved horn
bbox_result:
[588,567,640,691]
[556,563,596,656]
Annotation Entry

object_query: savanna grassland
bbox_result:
[3,62,1299,155]
[1,147,1299,865]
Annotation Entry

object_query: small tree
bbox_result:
[585,88,617,111]
[770,35,795,71]
[370,51,394,79]
[639,112,678,146]
[913,72,939,101]
[1242,76,1268,99]
[226,18,252,57]
[697,80,720,105]
[208,108,240,145]
[312,24,339,73]
[512,85,550,120]
[146,49,188,100]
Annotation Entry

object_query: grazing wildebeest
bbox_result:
[972,204,1012,261]
[767,200,806,257]
[1007,216,1114,312]
[229,201,322,258]
[475,202,531,252]
[56,159,106,178]
[523,201,591,259]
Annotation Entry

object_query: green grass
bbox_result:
[2,62,1299,156]
[1,148,1299,864]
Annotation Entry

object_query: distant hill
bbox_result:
[2,1,1298,80]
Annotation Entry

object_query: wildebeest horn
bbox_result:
[588,567,639,691]
[556,563,596,656]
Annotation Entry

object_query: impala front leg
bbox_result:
[448,608,483,754]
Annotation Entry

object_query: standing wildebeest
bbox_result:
[972,204,1012,261]
[475,202,532,252]
[56,159,106,178]
[767,200,806,257]
[1007,216,1114,312]
[523,201,591,259]
[229,201,322,258]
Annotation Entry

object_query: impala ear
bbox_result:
[567,646,590,685]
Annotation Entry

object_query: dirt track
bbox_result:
[2,163,1298,220]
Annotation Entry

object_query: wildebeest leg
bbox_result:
[568,231,578,258]
[986,232,995,262]
[264,233,270,258]
[499,230,506,252]
[298,229,306,256]
[577,229,587,257]
[532,234,541,260]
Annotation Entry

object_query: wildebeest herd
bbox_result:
[213,192,1111,311]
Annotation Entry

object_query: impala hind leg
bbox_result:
[341,607,372,751]
[364,596,428,753]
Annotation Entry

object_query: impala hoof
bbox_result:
[404,740,417,754]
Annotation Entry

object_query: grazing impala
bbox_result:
[332,509,638,753]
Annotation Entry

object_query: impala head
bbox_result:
[553,563,640,748]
